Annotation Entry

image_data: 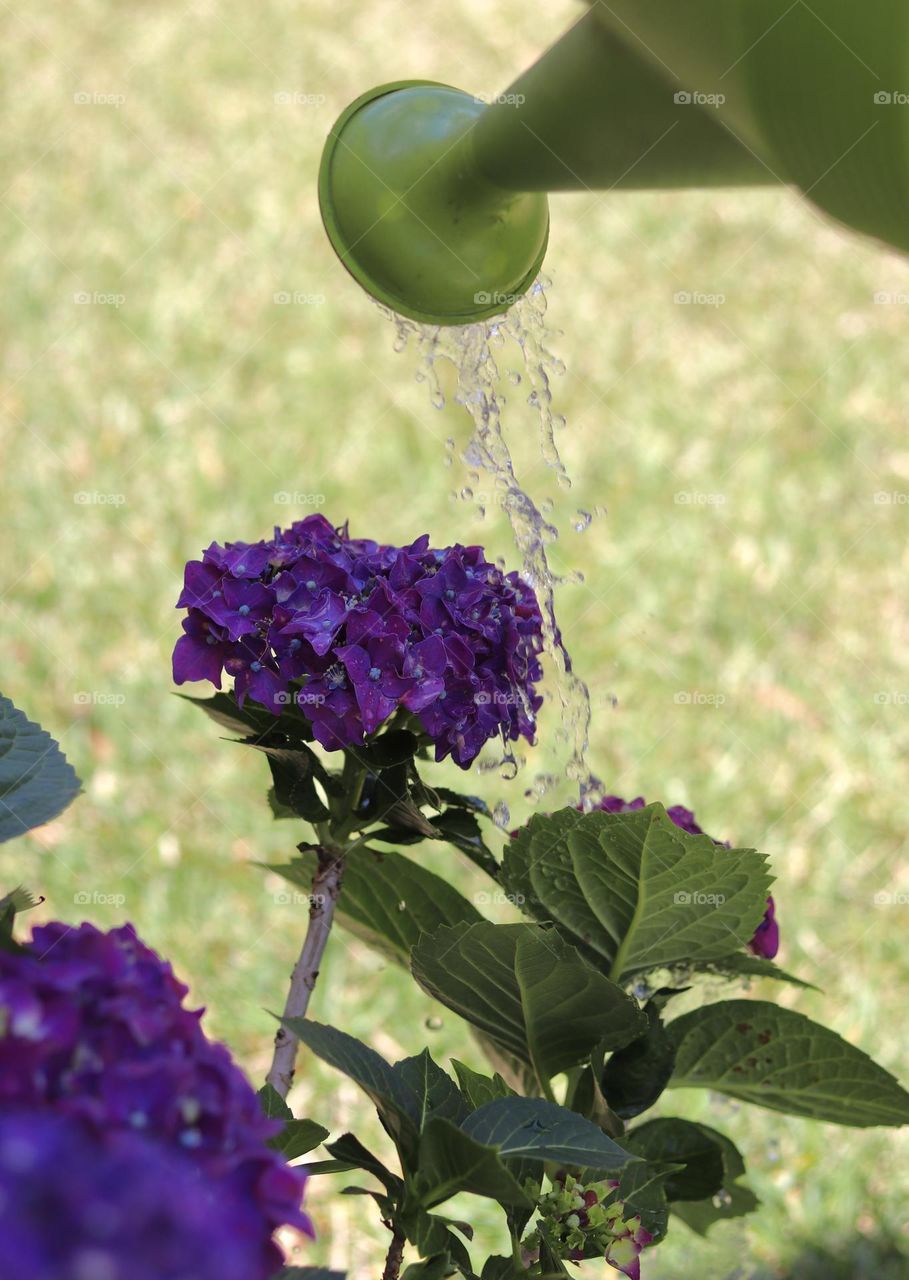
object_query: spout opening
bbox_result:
[319,81,550,326]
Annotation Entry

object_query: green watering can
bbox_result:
[319,0,909,324]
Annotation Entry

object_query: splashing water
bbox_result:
[382,278,603,804]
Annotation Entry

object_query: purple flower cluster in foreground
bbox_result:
[0,1110,277,1280]
[597,795,779,959]
[0,922,311,1277]
[173,515,544,766]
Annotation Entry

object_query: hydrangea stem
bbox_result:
[381,1228,406,1280]
[266,844,345,1098]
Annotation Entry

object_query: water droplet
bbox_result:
[711,1190,733,1209]
[492,801,511,829]
[460,487,473,501]
[500,749,518,781]
[524,772,557,804]
[397,900,407,912]
[573,509,593,533]
[425,1016,443,1030]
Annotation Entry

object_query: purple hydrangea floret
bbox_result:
[0,1109,284,1280]
[595,795,779,959]
[173,515,545,767]
[0,921,311,1273]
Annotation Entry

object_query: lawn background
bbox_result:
[2,0,909,1274]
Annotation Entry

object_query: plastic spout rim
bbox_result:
[319,80,550,326]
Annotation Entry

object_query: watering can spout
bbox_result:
[320,2,909,325]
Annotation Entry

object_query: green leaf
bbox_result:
[270,848,481,967]
[503,810,606,949]
[402,1256,459,1280]
[448,1061,539,1235]
[412,922,644,1082]
[0,884,42,950]
[421,785,491,819]
[258,1083,293,1122]
[414,1116,533,1209]
[623,1118,726,1202]
[461,1097,639,1172]
[178,690,286,739]
[324,1133,404,1195]
[601,1001,676,1120]
[285,1021,421,1158]
[413,923,531,1066]
[258,1085,329,1159]
[0,902,20,953]
[270,1118,330,1160]
[537,1240,571,1277]
[355,760,439,836]
[398,1207,471,1273]
[481,1259,524,1280]
[394,1050,470,1129]
[251,743,331,823]
[354,729,419,769]
[274,1269,346,1279]
[693,952,818,990]
[299,1158,356,1177]
[515,928,646,1079]
[451,1061,514,1110]
[667,999,909,1126]
[267,786,297,820]
[0,885,41,913]
[429,809,495,862]
[0,694,81,843]
[668,1127,759,1235]
[505,805,773,983]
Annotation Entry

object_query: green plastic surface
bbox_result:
[321,2,909,323]
[319,82,549,325]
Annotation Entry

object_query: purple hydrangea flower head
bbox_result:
[0,921,311,1271]
[591,796,778,959]
[0,1109,285,1280]
[173,516,545,767]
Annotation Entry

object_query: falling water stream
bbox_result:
[382,278,605,808]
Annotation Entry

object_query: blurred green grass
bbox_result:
[3,0,909,1274]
